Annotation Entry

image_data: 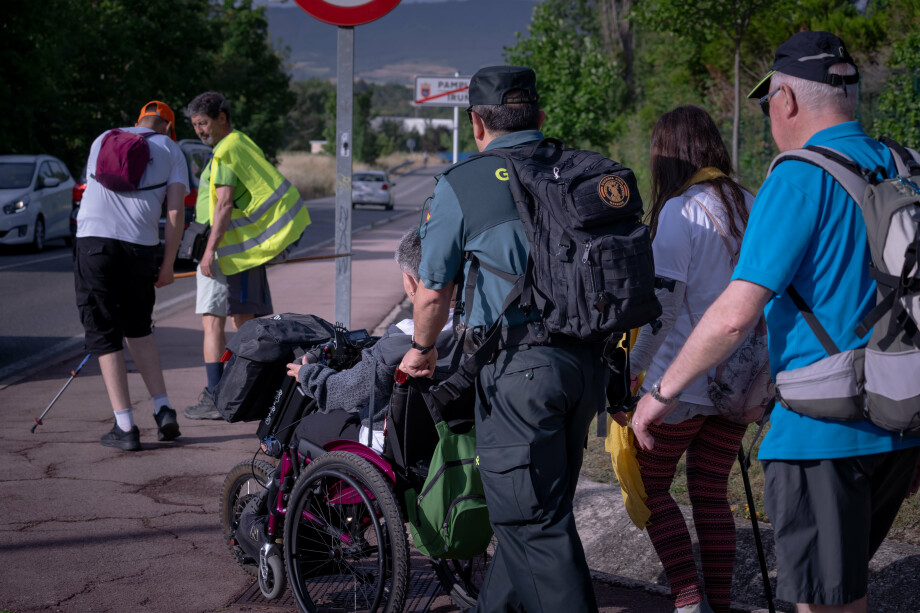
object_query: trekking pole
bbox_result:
[738,445,776,613]
[30,353,92,433]
[172,252,352,279]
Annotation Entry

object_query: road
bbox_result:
[0,164,444,383]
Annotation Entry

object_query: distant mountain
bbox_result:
[266,0,539,84]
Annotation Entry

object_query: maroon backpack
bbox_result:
[92,129,166,192]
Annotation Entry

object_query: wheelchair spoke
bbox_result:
[285,452,408,613]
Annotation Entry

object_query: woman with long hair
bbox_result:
[627,105,756,613]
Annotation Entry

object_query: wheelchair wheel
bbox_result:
[431,534,497,608]
[284,451,409,613]
[219,459,275,576]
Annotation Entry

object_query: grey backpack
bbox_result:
[768,139,920,434]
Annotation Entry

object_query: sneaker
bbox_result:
[100,423,141,451]
[154,407,181,441]
[676,598,715,613]
[184,387,221,420]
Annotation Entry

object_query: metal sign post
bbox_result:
[452,72,459,164]
[294,0,403,329]
[335,26,354,328]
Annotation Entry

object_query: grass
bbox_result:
[277,151,425,201]
[580,417,920,546]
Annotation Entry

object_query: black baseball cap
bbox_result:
[748,31,859,99]
[467,66,539,108]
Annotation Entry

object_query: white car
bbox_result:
[0,154,75,251]
[352,170,395,210]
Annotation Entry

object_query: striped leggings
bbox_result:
[635,413,748,613]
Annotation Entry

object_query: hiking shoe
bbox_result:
[184,387,221,420]
[154,407,181,441]
[100,424,141,451]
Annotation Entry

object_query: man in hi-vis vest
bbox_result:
[184,91,310,420]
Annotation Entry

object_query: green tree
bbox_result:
[0,0,215,173]
[874,31,920,148]
[0,0,292,172]
[285,79,335,150]
[505,0,626,148]
[635,0,781,172]
[208,0,294,160]
[322,87,378,163]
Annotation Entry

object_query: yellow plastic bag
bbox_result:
[605,326,650,529]
[605,411,650,529]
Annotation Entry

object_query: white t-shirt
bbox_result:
[643,183,754,407]
[77,127,189,246]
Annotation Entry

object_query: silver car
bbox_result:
[352,170,395,210]
[0,154,75,251]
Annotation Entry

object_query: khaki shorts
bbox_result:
[196,265,229,316]
[195,264,273,317]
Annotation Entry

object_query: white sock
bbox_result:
[114,408,134,432]
[152,394,170,415]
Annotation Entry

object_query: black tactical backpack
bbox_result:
[430,138,661,406]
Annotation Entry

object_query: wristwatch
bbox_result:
[411,338,435,354]
[649,378,681,406]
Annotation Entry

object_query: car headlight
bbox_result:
[3,196,29,215]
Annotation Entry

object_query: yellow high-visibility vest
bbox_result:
[209,131,311,275]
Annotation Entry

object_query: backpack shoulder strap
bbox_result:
[879,136,920,176]
[785,285,841,356]
[689,195,737,266]
[768,146,870,204]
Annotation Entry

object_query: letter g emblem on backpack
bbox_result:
[495,168,509,181]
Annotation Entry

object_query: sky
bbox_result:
[263,0,540,83]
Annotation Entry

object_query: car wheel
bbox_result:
[32,216,46,252]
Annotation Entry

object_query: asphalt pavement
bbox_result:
[2,210,918,613]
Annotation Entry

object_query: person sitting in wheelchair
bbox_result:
[235,230,460,561]
[284,228,460,453]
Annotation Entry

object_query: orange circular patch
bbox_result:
[598,175,629,208]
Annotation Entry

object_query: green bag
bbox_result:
[404,421,492,559]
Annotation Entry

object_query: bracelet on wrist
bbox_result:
[649,378,681,406]
[411,338,435,354]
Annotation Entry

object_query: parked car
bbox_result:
[352,170,395,210]
[0,154,76,251]
[70,139,214,255]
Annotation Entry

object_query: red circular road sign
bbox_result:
[293,0,401,27]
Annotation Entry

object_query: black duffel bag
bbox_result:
[214,314,336,422]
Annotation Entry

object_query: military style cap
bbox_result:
[467,66,539,108]
[748,31,859,99]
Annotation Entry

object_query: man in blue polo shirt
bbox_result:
[399,66,607,613]
[632,32,920,611]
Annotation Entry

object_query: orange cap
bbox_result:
[137,100,176,141]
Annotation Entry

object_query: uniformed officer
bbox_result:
[400,66,608,613]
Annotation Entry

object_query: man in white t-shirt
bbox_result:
[74,100,190,451]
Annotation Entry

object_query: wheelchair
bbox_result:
[219,324,494,613]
